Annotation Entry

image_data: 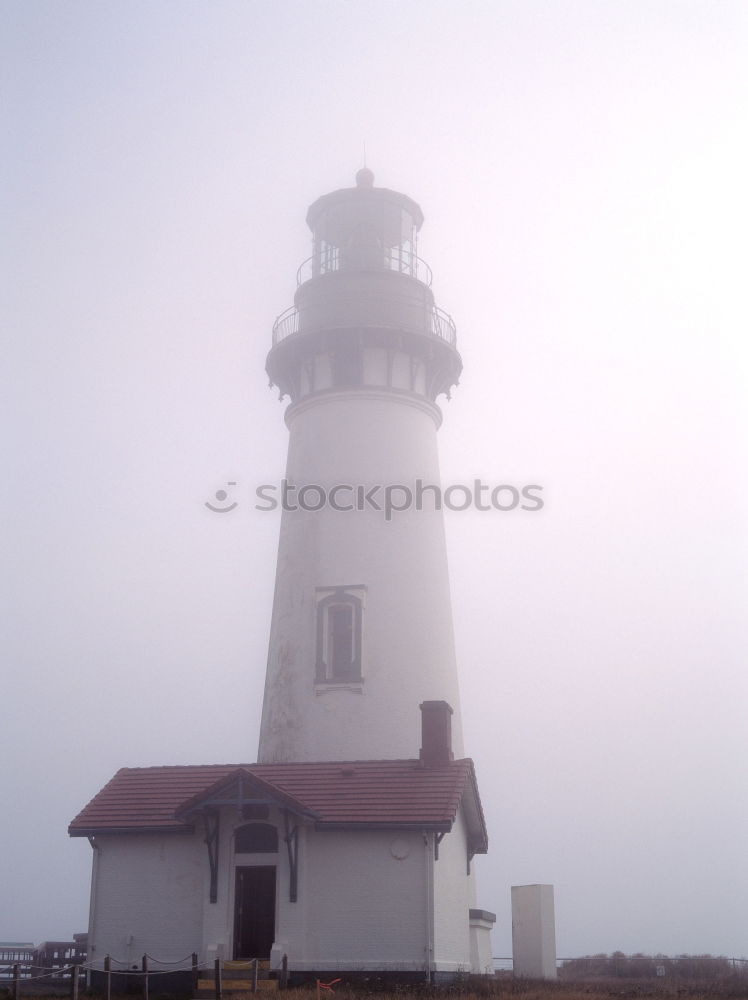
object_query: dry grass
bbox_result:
[5,978,748,1000]
[280,980,748,1000]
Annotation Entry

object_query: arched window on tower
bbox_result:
[235,823,278,854]
[315,587,364,683]
[329,603,354,677]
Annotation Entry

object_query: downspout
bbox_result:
[87,837,101,988]
[423,832,434,983]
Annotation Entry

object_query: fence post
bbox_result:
[142,955,149,1000]
[214,958,222,1000]
[104,955,111,1000]
[252,958,258,993]
[13,963,20,1000]
[71,964,79,1000]
[192,953,199,992]
[280,954,288,990]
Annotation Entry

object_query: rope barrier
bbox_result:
[157,967,194,976]
[6,965,79,983]
[91,967,157,977]
[103,956,196,968]
[0,955,199,985]
[143,953,196,966]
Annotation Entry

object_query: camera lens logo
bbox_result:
[205,482,239,513]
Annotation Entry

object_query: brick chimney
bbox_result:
[419,701,454,767]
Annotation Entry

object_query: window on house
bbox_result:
[235,823,278,853]
[315,588,364,683]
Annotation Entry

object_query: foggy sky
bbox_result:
[2,0,747,960]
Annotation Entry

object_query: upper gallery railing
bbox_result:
[295,246,433,287]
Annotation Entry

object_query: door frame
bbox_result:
[232,864,277,960]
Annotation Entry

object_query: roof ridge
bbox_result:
[111,758,474,772]
[116,763,255,773]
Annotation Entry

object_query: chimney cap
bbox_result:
[420,699,454,714]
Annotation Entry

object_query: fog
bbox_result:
[2,0,746,960]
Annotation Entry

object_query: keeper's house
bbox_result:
[69,706,493,986]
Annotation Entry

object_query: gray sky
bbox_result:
[2,0,747,960]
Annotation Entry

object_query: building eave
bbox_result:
[314,820,452,834]
[461,760,489,854]
[69,824,195,838]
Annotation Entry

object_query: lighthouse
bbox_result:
[69,170,494,984]
[259,167,465,764]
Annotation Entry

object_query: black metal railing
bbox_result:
[271,306,299,343]
[430,306,457,345]
[296,247,433,287]
[271,304,457,348]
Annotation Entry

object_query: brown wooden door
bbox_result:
[233,866,276,959]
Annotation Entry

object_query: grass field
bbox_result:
[9,981,748,1000]
[266,978,748,1000]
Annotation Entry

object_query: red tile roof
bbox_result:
[68,759,487,851]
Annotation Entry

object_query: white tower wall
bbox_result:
[258,388,463,762]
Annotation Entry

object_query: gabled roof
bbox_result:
[175,767,319,821]
[68,759,488,852]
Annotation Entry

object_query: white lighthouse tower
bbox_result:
[70,170,495,984]
[259,167,465,764]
